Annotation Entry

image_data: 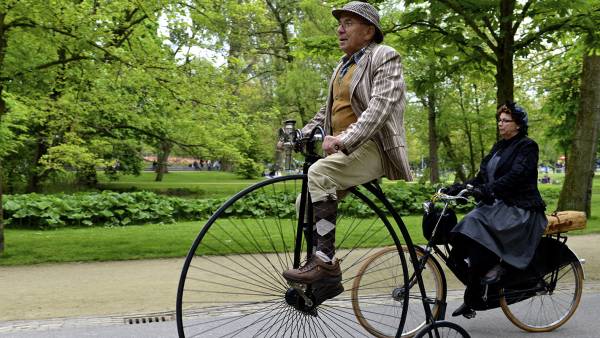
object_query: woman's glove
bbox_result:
[471,185,495,205]
[441,183,466,196]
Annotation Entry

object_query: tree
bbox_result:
[557,4,600,214]
[557,52,600,215]
[398,0,588,106]
[0,0,166,253]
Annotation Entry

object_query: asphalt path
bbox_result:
[2,291,599,338]
[1,234,598,337]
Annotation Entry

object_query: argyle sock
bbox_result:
[313,200,337,260]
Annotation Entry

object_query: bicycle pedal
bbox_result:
[482,284,489,302]
[288,281,308,291]
[463,310,476,319]
[287,282,313,307]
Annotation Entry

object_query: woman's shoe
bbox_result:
[481,264,505,284]
[452,303,476,319]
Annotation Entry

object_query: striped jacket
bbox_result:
[302,43,412,181]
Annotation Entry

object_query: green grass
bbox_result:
[1,221,202,266]
[0,215,424,266]
[97,171,264,198]
[2,172,599,266]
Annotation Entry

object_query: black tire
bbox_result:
[414,321,470,338]
[500,260,583,332]
[352,246,446,338]
[176,175,408,337]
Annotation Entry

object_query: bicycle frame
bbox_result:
[361,182,440,327]
[420,194,581,311]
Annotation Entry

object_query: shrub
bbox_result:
[235,159,263,179]
[2,191,223,229]
[6,181,558,229]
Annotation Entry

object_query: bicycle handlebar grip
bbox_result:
[309,126,325,141]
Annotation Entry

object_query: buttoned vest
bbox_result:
[331,64,358,136]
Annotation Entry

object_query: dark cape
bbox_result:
[451,134,547,269]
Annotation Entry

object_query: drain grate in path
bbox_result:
[124,315,175,325]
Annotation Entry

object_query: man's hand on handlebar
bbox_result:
[323,135,345,155]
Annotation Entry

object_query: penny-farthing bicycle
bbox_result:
[176,120,468,337]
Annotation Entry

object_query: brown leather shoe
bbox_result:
[283,256,342,284]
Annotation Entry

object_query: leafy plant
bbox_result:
[2,182,562,229]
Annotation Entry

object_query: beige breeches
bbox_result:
[307,139,384,203]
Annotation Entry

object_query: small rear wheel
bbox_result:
[352,246,446,338]
[499,260,583,332]
[414,321,470,338]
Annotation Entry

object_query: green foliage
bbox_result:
[1,0,599,226]
[234,159,264,179]
[539,43,583,156]
[0,181,476,229]
[2,191,219,229]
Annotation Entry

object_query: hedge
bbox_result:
[2,182,560,229]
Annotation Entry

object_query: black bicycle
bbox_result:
[354,189,585,337]
[176,120,468,337]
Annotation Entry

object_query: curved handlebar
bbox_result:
[308,125,325,143]
[433,184,473,203]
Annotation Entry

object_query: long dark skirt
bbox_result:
[451,200,547,270]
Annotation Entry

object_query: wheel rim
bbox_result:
[500,261,583,332]
[176,175,407,337]
[414,321,470,338]
[352,246,446,338]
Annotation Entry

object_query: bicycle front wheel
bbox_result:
[499,260,583,332]
[176,175,408,337]
[352,246,446,338]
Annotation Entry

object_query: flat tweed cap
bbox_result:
[332,1,384,43]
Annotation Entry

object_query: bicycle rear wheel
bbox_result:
[352,246,446,338]
[176,175,408,337]
[499,260,583,332]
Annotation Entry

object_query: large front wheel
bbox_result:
[176,175,409,337]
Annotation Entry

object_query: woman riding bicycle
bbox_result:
[445,102,548,318]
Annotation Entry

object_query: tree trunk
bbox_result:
[495,0,515,107]
[473,85,486,163]
[557,53,600,215]
[155,142,172,182]
[0,12,7,254]
[425,94,440,183]
[0,103,5,252]
[25,137,47,193]
[458,83,476,176]
[440,134,467,182]
[0,161,4,254]
[25,46,65,193]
